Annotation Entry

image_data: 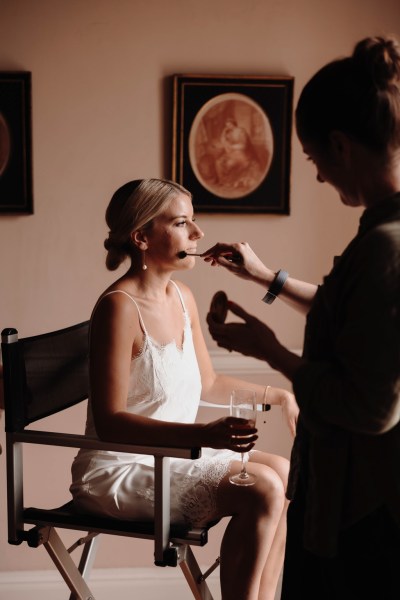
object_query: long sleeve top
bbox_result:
[288,194,400,557]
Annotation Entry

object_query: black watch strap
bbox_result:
[262,270,289,304]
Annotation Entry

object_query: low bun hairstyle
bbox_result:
[104,178,191,271]
[296,35,400,154]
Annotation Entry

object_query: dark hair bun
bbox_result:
[353,36,400,90]
[104,236,127,271]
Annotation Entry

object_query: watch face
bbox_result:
[209,290,228,324]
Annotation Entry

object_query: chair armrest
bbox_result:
[7,430,200,564]
[11,430,201,460]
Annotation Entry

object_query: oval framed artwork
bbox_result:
[172,74,293,214]
[189,92,274,200]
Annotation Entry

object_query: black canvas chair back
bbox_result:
[3,322,90,432]
[2,322,219,600]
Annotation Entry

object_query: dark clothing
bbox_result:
[282,482,400,599]
[282,195,400,592]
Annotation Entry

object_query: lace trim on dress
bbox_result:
[178,457,231,526]
[134,456,231,526]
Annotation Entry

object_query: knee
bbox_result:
[275,456,290,490]
[251,470,286,517]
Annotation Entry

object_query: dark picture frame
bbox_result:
[172,74,293,214]
[0,72,33,214]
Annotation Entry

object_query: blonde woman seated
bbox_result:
[70,178,298,600]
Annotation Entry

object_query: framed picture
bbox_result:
[172,74,293,214]
[0,72,33,214]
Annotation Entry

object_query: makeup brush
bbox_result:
[177,251,202,258]
[178,250,242,263]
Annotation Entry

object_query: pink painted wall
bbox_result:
[1,0,399,573]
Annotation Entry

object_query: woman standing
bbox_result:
[205,36,400,599]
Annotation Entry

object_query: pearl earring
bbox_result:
[142,250,148,271]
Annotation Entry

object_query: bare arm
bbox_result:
[181,284,299,437]
[207,300,305,381]
[201,242,318,315]
[89,293,256,451]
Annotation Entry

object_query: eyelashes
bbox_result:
[176,218,196,227]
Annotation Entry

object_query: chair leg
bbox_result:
[69,534,100,600]
[178,545,215,600]
[41,526,96,600]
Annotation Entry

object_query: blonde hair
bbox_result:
[104,178,191,271]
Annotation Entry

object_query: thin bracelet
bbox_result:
[262,385,271,411]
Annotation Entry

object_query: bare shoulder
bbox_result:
[171,280,198,316]
[94,289,138,314]
[91,289,141,336]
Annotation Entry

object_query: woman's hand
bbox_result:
[201,242,273,286]
[207,299,282,365]
[278,390,299,437]
[207,298,305,383]
[202,416,258,453]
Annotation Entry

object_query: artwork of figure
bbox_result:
[189,93,274,199]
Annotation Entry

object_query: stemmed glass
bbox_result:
[229,389,257,486]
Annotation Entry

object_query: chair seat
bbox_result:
[24,501,212,546]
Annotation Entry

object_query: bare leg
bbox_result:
[257,500,288,600]
[250,452,290,600]
[213,459,286,600]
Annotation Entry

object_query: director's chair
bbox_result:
[1,321,222,600]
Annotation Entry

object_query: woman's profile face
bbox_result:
[301,138,361,207]
[144,192,204,269]
[301,139,335,186]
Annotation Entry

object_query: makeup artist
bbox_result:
[70,178,299,600]
[204,35,400,599]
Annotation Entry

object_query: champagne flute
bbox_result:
[229,389,257,486]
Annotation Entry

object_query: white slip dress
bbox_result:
[70,281,237,526]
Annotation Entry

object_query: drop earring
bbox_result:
[142,250,148,271]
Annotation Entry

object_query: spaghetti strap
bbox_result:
[92,282,185,337]
[93,290,148,335]
[169,280,187,314]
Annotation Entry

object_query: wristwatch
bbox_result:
[262,270,289,304]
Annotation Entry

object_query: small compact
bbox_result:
[209,290,228,324]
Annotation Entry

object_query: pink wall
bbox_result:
[1,0,399,573]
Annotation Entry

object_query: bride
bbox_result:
[70,178,298,600]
